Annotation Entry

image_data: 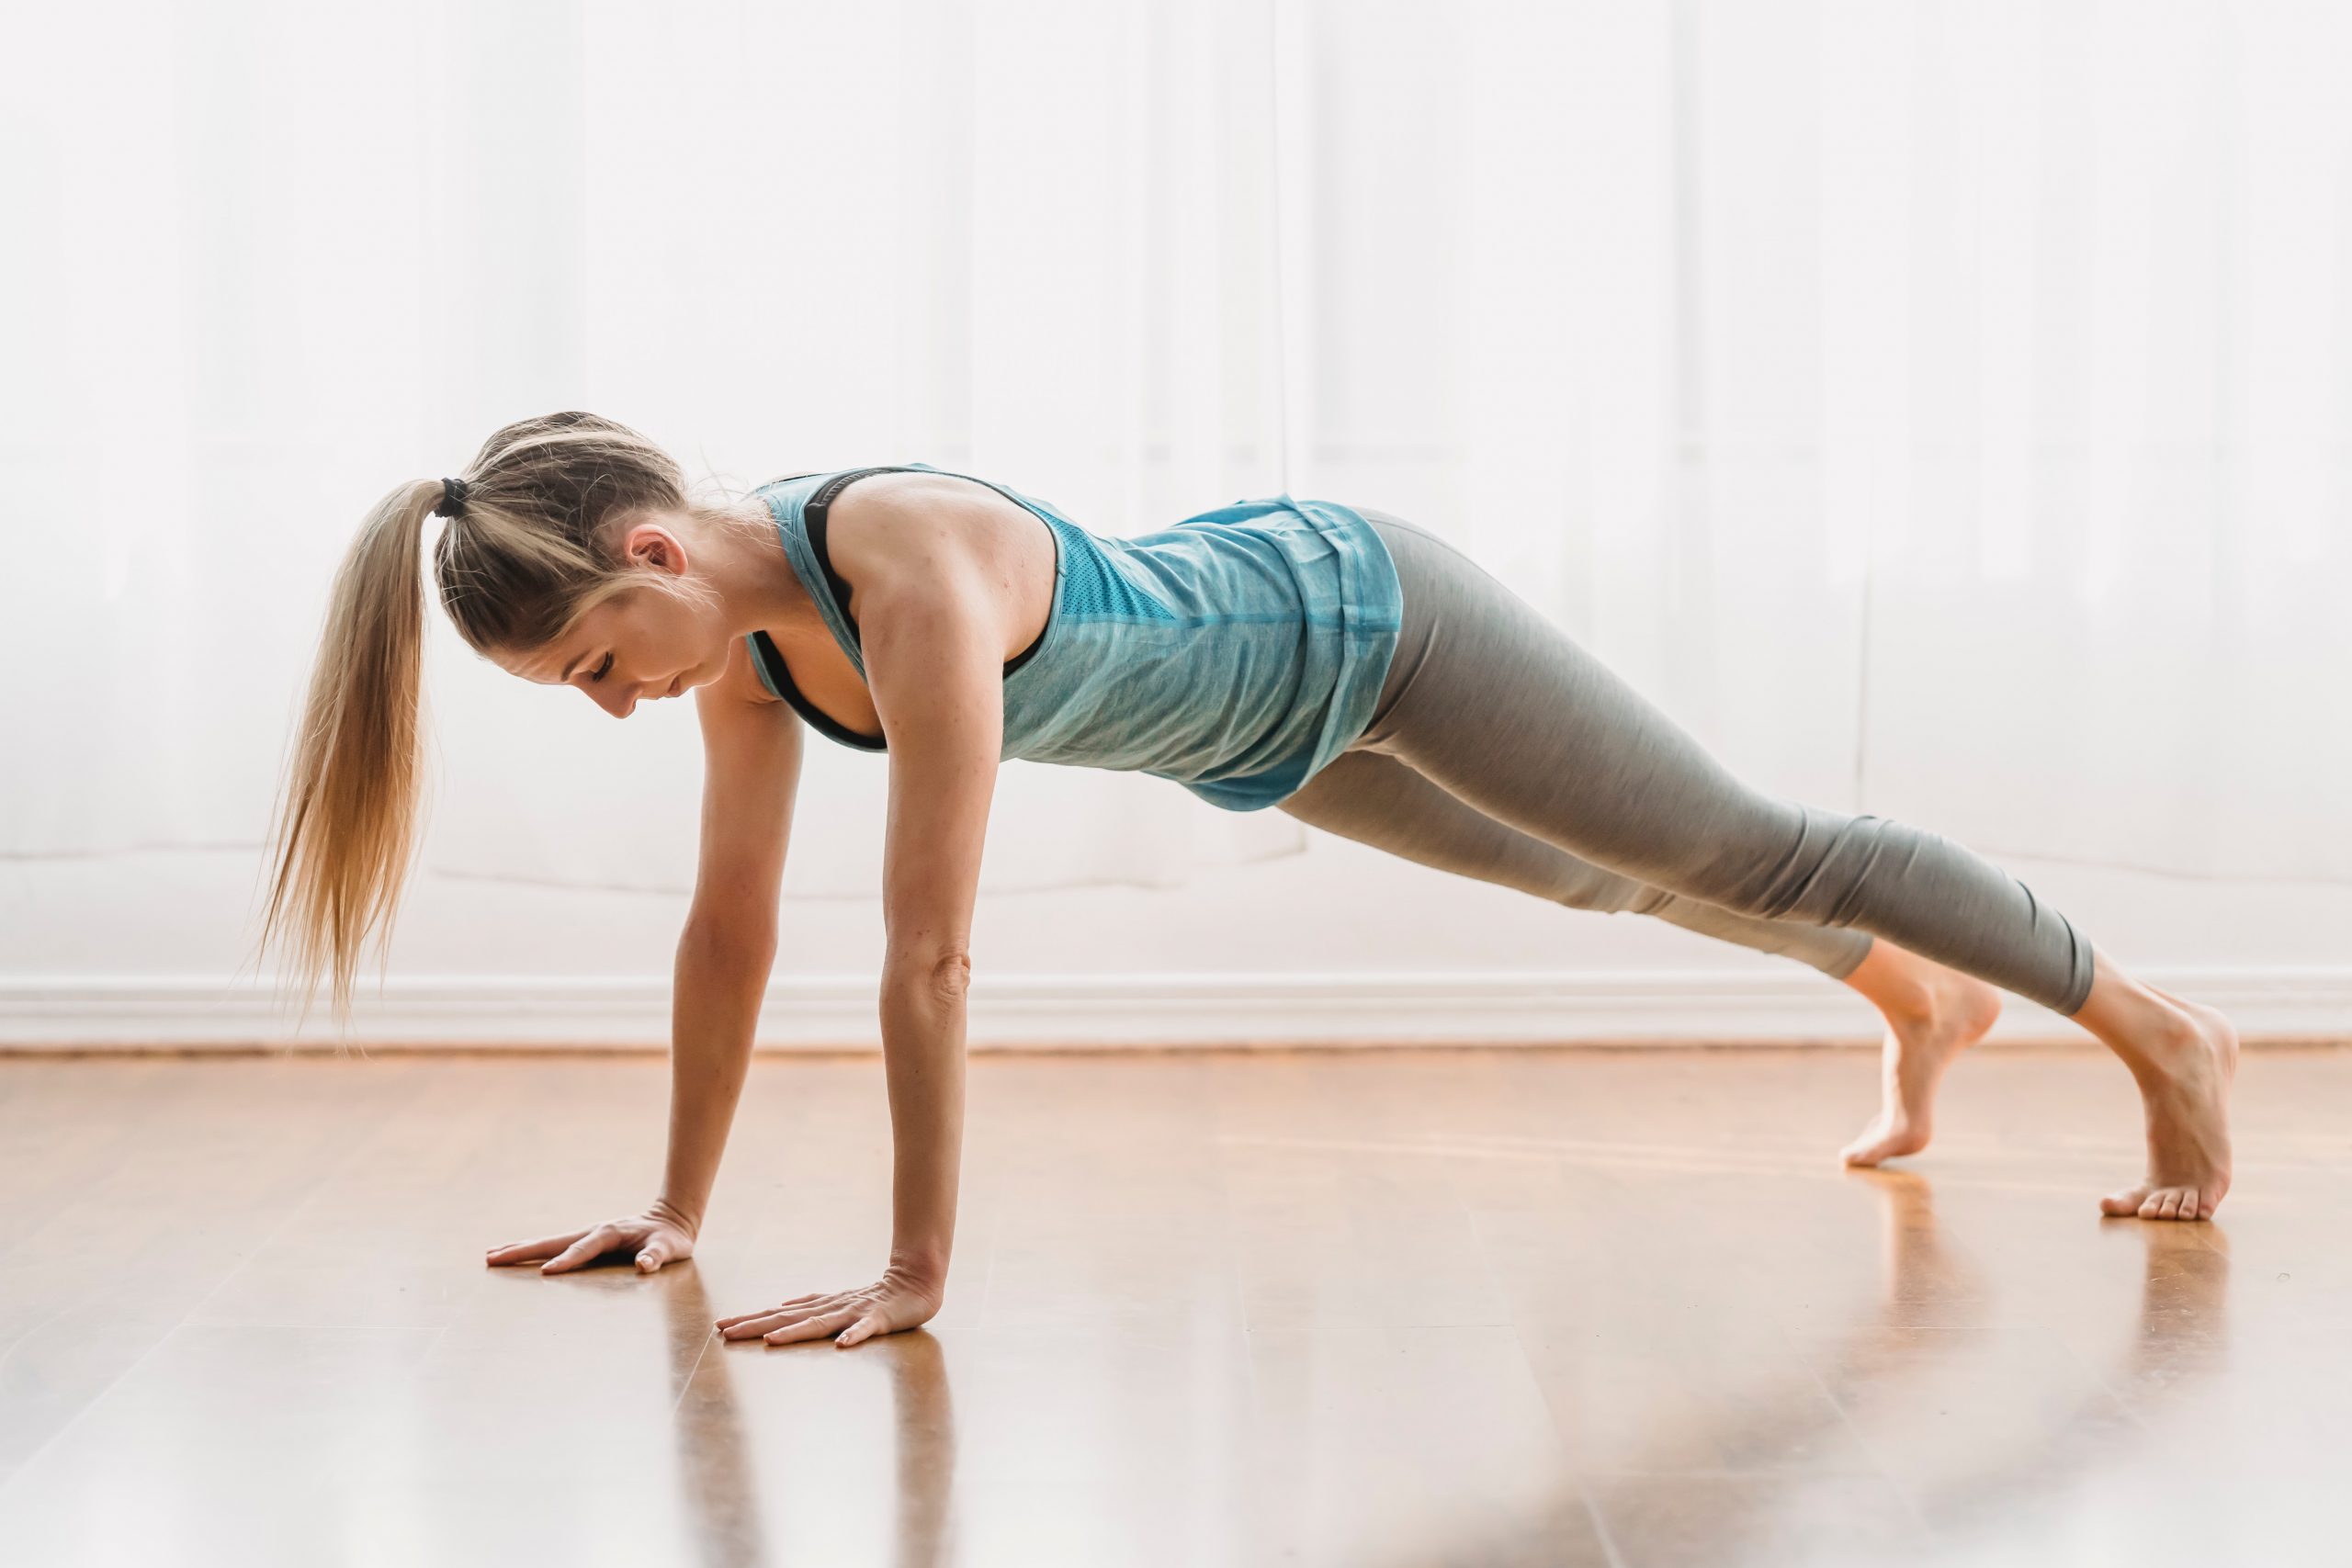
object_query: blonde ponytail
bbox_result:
[254,479,439,1033]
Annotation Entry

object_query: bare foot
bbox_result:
[1839,967,2004,1168]
[2098,987,2238,1222]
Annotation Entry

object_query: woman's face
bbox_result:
[493,524,729,718]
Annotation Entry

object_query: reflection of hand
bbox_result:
[716,1261,944,1348]
[484,1198,698,1275]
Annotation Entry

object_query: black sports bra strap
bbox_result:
[801,467,910,644]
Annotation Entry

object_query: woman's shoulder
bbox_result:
[821,468,1060,659]
[824,466,1048,551]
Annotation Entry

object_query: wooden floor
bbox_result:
[1,1044,2346,1566]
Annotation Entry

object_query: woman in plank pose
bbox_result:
[258,411,2237,1349]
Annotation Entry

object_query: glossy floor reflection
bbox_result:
[1,1045,2348,1565]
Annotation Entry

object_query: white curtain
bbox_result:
[6,0,2347,907]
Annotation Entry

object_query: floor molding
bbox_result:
[2,965,2347,1051]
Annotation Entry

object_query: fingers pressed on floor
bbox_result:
[766,1311,854,1344]
[489,1232,582,1263]
[721,1314,798,1339]
[544,1236,610,1272]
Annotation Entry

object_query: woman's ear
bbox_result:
[623,519,688,574]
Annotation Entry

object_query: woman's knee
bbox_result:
[1525,791,1845,925]
[1662,802,1892,926]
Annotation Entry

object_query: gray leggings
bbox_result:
[1276,509,2097,1016]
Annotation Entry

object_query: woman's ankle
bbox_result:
[1839,939,1940,1023]
[2070,948,2198,1075]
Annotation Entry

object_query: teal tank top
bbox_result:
[742,463,1404,812]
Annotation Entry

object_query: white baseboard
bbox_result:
[2,966,2348,1051]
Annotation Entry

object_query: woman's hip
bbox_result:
[1347,505,1531,752]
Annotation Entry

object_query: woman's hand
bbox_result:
[715,1261,944,1348]
[484,1198,698,1275]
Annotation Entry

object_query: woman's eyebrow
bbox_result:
[557,649,591,682]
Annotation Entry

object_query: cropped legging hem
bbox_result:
[1276,508,2097,1018]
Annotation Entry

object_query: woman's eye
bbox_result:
[591,653,614,683]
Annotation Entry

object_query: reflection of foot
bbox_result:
[2098,987,2239,1222]
[1850,1168,1986,1324]
[1839,971,2004,1168]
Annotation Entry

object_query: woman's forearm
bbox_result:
[876,955,970,1284]
[658,921,777,1235]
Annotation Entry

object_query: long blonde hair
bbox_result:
[252,410,763,1033]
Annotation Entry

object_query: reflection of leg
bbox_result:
[2127,1215,2230,1381]
[1278,748,1874,979]
[1565,1170,1969,1562]
[1855,1169,1974,1306]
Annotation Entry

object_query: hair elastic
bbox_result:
[433,477,470,519]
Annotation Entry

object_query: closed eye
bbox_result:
[591,653,614,683]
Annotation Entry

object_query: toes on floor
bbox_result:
[2104,1186,2216,1221]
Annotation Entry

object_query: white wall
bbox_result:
[7,1,2351,1050]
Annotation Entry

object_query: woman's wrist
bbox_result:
[650,1193,703,1237]
[886,1244,951,1292]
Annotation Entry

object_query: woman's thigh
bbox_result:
[1277,746,1660,912]
[1347,507,1808,902]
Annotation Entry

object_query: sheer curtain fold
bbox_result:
[5,0,2346,899]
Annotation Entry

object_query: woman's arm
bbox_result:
[872,949,972,1285]
[658,686,802,1233]
[488,676,801,1276]
[656,919,781,1241]
[715,492,1012,1347]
